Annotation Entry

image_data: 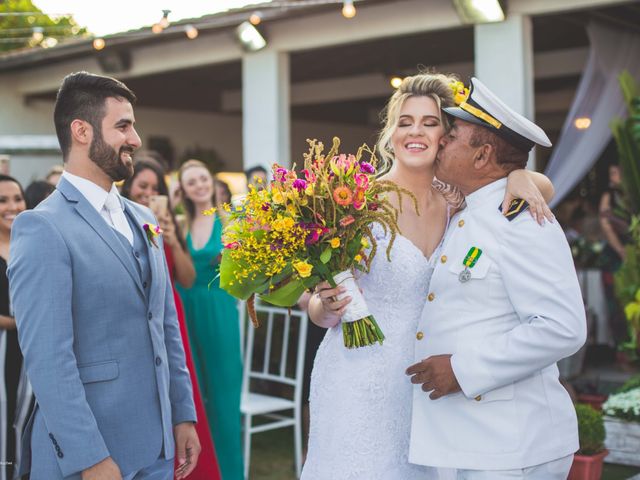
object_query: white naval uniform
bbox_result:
[409,178,587,473]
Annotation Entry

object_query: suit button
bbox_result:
[458,219,465,228]
[440,255,447,264]
[57,451,64,458]
[49,433,55,440]
[475,395,482,401]
[134,251,140,258]
[416,331,424,340]
[155,356,162,366]
[143,281,148,288]
[148,312,153,320]
[427,293,435,302]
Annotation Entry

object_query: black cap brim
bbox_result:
[442,107,491,129]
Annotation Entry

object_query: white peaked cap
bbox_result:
[443,77,552,152]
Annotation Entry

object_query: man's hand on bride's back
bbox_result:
[308,281,351,328]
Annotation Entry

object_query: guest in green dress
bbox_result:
[177,159,243,480]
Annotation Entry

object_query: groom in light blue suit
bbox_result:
[8,72,200,479]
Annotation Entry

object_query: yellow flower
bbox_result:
[293,261,313,278]
[354,254,363,262]
[330,237,340,248]
[305,184,314,196]
[223,203,232,212]
[271,189,285,205]
[202,207,217,216]
[361,237,369,248]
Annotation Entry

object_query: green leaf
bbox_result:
[320,246,332,264]
[259,276,320,307]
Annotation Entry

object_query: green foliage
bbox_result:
[576,403,606,455]
[617,375,640,394]
[612,71,640,355]
[0,0,86,53]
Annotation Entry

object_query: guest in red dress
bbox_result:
[122,156,221,480]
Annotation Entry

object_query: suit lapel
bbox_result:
[58,178,145,298]
[124,200,162,307]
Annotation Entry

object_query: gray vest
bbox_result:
[113,207,152,302]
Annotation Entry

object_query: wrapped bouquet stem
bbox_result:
[332,270,384,348]
[218,137,416,349]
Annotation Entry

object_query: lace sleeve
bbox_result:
[432,177,466,212]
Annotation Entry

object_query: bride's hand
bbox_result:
[504,170,555,225]
[310,281,351,329]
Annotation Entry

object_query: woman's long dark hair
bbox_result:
[121,158,187,251]
[0,174,26,203]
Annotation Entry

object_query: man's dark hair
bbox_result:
[469,126,528,173]
[54,71,137,161]
[244,165,267,180]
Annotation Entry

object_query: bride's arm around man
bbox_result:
[407,78,587,480]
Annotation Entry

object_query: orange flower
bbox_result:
[353,187,366,210]
[333,186,353,206]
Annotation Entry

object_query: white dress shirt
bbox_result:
[62,171,134,245]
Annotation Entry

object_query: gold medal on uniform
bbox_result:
[459,247,482,283]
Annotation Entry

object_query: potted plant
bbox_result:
[603,378,640,466]
[568,404,608,480]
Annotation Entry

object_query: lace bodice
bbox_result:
[301,224,442,480]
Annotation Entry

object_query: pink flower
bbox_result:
[339,215,355,227]
[225,242,240,249]
[293,179,308,191]
[360,162,375,174]
[274,167,288,182]
[353,188,367,210]
[301,169,317,183]
[354,173,369,189]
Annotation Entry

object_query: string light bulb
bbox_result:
[249,12,262,25]
[185,24,199,39]
[390,76,403,89]
[159,10,171,29]
[342,0,356,19]
[93,38,106,50]
[574,117,591,130]
[31,27,44,43]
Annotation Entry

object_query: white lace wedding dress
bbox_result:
[302,224,451,480]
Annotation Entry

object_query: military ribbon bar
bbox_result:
[463,247,483,268]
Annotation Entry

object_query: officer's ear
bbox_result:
[472,143,494,170]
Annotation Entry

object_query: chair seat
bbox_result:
[241,392,296,415]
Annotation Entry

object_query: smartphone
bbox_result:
[149,195,169,218]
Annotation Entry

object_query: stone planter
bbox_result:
[604,416,640,466]
[568,450,608,480]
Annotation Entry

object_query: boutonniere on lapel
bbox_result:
[143,223,163,248]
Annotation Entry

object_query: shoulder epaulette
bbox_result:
[498,199,529,221]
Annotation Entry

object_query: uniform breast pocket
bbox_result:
[447,253,493,306]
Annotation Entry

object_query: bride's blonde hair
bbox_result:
[376,71,458,172]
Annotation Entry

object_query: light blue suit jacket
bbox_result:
[8,177,196,478]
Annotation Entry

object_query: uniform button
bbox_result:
[148,312,153,320]
[134,251,140,258]
[416,331,424,340]
[440,255,447,264]
[458,219,465,228]
[155,356,162,366]
[475,395,482,401]
[427,293,435,302]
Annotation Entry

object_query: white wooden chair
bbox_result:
[240,300,308,479]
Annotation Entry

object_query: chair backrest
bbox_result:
[242,299,309,404]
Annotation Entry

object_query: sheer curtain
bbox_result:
[545,22,640,208]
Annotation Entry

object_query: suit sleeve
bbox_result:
[159,237,197,425]
[450,216,587,399]
[8,211,110,476]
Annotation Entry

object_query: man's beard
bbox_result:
[89,133,134,182]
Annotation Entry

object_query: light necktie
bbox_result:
[104,191,134,246]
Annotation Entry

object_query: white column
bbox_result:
[242,49,290,175]
[475,14,537,169]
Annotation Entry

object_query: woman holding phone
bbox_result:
[121,157,221,480]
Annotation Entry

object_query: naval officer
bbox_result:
[406,77,586,479]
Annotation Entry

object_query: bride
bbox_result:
[300,72,554,479]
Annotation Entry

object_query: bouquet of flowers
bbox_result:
[217,137,415,348]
